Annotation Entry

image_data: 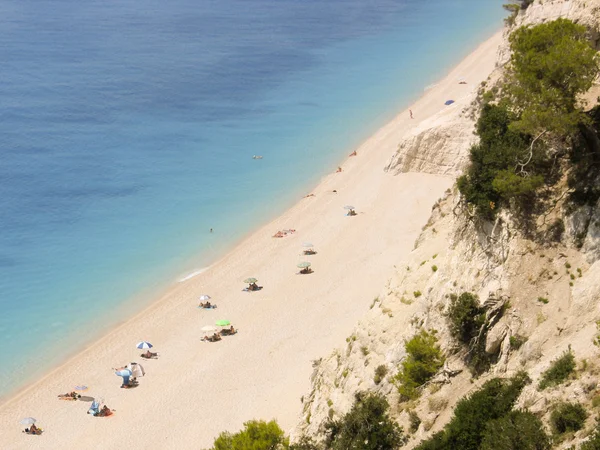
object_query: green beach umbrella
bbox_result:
[297,262,311,269]
[244,278,258,284]
[216,320,231,327]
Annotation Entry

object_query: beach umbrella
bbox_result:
[128,363,145,378]
[343,205,355,210]
[297,262,311,268]
[302,242,314,248]
[115,368,132,378]
[216,320,230,327]
[202,325,217,332]
[19,417,36,426]
[136,341,153,350]
[244,278,258,284]
[199,294,211,301]
[444,100,455,105]
[74,385,88,391]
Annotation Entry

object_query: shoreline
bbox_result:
[0,30,504,449]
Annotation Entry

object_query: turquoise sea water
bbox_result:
[0,0,505,398]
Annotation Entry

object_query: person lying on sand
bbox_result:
[199,301,214,309]
[272,231,285,238]
[221,326,237,336]
[336,167,342,173]
[349,151,357,156]
[141,350,158,359]
[249,282,259,291]
[203,333,222,342]
[58,391,81,400]
[304,193,315,198]
[23,424,42,435]
[300,267,313,274]
[97,405,113,417]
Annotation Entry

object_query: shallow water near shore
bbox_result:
[0,0,504,398]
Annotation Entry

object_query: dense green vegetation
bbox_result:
[550,402,588,434]
[324,392,405,450]
[211,393,405,450]
[538,350,576,390]
[447,292,484,344]
[458,19,600,220]
[446,292,490,374]
[393,329,445,400]
[415,372,531,450]
[211,420,288,450]
[506,19,599,136]
[480,410,549,450]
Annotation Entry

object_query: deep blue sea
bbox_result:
[0,0,504,397]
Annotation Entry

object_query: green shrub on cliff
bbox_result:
[446,292,491,374]
[394,329,445,400]
[480,410,550,450]
[324,392,405,450]
[458,18,600,219]
[415,372,531,450]
[211,419,288,450]
[447,292,484,345]
[550,402,588,434]
[538,350,575,390]
[506,19,600,136]
[457,103,536,219]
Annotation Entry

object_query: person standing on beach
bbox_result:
[409,109,414,119]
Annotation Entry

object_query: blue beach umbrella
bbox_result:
[444,100,455,105]
[136,341,153,350]
[74,385,88,391]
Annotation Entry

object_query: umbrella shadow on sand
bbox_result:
[78,396,94,402]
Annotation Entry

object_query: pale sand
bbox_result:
[0,31,502,449]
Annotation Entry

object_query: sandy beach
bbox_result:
[0,31,502,449]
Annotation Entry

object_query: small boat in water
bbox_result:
[252,155,263,159]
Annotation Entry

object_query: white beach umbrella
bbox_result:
[202,325,217,333]
[127,363,145,378]
[19,417,36,425]
[136,341,153,350]
[302,242,314,248]
[199,294,211,301]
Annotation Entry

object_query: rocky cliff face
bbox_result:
[295,1,600,448]
[383,115,477,177]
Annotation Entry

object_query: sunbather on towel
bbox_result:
[23,424,42,435]
[58,391,80,400]
[141,350,158,359]
[97,405,113,417]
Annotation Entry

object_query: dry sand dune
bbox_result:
[0,31,502,449]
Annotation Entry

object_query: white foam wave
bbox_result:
[178,267,209,282]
